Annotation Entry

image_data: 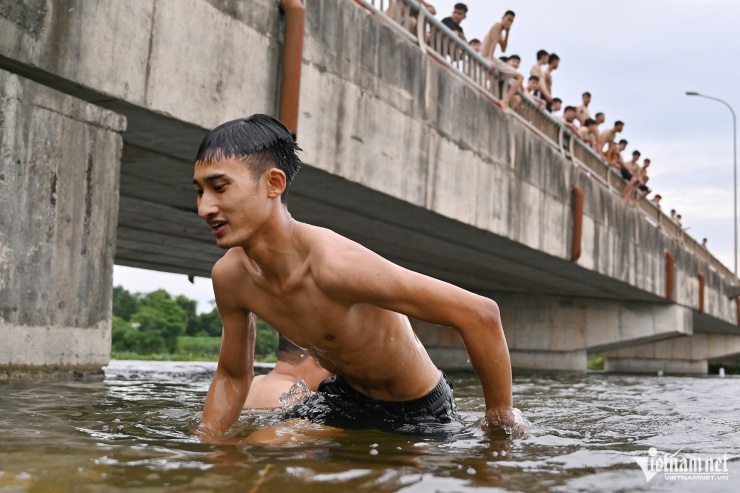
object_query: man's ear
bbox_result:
[266,168,287,198]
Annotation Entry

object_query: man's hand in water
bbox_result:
[482,407,522,437]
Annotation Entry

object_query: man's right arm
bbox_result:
[198,259,256,439]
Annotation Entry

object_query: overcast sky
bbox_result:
[114,0,740,311]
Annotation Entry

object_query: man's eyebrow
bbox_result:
[193,173,226,185]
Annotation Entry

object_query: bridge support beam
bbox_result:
[602,334,740,375]
[412,296,693,373]
[0,71,125,380]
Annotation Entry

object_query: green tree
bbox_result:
[175,295,200,336]
[112,286,139,321]
[132,290,187,353]
[196,307,223,337]
[255,319,279,359]
[111,315,139,352]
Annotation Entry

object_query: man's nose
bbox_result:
[197,193,218,219]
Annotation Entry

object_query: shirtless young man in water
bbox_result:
[193,115,515,438]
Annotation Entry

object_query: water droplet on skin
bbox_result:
[370,449,379,456]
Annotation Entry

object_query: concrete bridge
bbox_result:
[1,0,739,378]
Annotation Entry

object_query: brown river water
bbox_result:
[0,360,738,492]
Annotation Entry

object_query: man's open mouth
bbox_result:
[210,221,227,236]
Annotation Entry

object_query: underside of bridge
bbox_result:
[118,143,664,302]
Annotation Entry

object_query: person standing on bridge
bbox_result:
[193,114,518,438]
[480,10,523,111]
[441,3,467,41]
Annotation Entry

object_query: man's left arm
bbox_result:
[327,244,514,429]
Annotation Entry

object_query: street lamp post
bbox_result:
[686,91,738,278]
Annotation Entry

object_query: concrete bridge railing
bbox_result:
[358,0,737,285]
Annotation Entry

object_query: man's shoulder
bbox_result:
[212,248,248,280]
[441,17,461,31]
[298,223,388,292]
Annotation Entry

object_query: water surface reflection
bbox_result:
[0,360,737,492]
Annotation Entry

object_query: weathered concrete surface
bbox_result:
[296,0,739,325]
[602,334,740,375]
[0,0,280,139]
[0,69,125,379]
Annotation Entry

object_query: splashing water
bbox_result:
[279,379,312,411]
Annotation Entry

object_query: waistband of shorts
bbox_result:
[332,372,453,413]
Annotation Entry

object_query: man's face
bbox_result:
[615,123,624,132]
[618,142,627,151]
[551,101,562,112]
[588,123,598,132]
[507,58,520,69]
[564,110,575,122]
[502,14,514,29]
[632,153,641,162]
[583,94,591,105]
[451,8,466,24]
[193,157,276,249]
[644,160,651,168]
[528,79,539,90]
[470,41,481,53]
[596,114,605,124]
[550,59,560,69]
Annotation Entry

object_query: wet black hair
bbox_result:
[584,118,596,126]
[615,120,624,126]
[509,54,521,61]
[619,139,628,145]
[454,3,468,12]
[536,49,548,60]
[552,97,562,104]
[564,105,576,113]
[595,112,605,118]
[582,91,591,98]
[548,53,560,63]
[194,114,302,204]
[469,38,481,45]
[504,10,515,17]
[528,75,540,82]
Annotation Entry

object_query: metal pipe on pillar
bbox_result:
[278,0,305,140]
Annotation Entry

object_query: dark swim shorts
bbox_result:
[620,166,633,181]
[281,373,462,433]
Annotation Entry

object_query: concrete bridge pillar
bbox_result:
[602,334,740,375]
[0,70,125,380]
[412,295,692,373]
